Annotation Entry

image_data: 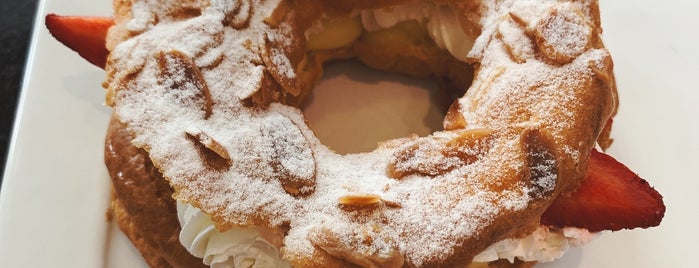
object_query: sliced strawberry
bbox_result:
[45,14,114,69]
[541,149,665,232]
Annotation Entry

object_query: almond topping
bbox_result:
[338,193,382,207]
[222,0,251,29]
[534,6,592,64]
[262,35,301,96]
[186,130,231,170]
[521,129,558,199]
[260,113,316,196]
[157,50,214,119]
[498,19,535,63]
[443,100,467,131]
[444,128,494,163]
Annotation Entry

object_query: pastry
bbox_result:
[45,0,665,267]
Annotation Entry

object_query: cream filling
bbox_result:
[472,226,598,263]
[360,2,474,62]
[178,202,596,267]
[177,202,291,268]
[305,2,474,62]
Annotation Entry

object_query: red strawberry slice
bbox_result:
[541,149,665,232]
[45,14,113,68]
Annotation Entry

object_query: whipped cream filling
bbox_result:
[360,2,474,62]
[177,202,291,268]
[473,226,598,263]
[178,202,596,267]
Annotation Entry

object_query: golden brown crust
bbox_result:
[105,118,537,268]
[105,117,207,268]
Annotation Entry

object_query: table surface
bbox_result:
[0,1,39,187]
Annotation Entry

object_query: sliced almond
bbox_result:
[338,193,382,207]
[444,128,494,163]
[222,0,251,29]
[260,113,316,196]
[186,130,232,170]
[588,51,614,83]
[387,139,461,179]
[533,6,592,64]
[262,34,302,96]
[446,128,494,148]
[381,199,402,209]
[157,50,214,119]
[443,100,467,131]
[521,129,558,199]
[247,70,286,107]
[263,0,292,26]
[497,19,535,63]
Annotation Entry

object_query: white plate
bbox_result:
[1,0,697,267]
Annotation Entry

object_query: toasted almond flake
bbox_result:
[186,130,231,165]
[222,0,251,29]
[534,6,592,64]
[443,100,467,130]
[157,50,214,118]
[338,193,382,207]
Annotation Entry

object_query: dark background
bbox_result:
[1,1,39,187]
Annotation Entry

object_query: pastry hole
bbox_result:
[303,60,456,154]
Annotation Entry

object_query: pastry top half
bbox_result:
[103,0,617,266]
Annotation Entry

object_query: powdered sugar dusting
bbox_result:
[106,0,614,266]
[462,0,610,165]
